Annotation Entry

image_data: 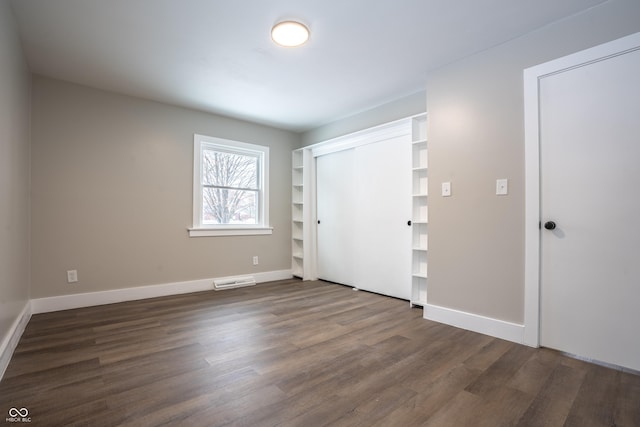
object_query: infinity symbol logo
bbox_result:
[8,407,29,417]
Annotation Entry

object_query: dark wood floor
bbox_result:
[1,279,638,426]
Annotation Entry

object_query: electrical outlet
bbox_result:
[253,256,259,266]
[441,182,452,197]
[67,270,78,283]
[496,178,508,195]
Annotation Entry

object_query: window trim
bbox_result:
[190,134,271,237]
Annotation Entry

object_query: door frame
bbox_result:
[523,32,640,347]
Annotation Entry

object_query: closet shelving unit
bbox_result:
[291,148,311,279]
[410,114,428,307]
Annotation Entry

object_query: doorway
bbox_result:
[524,33,640,371]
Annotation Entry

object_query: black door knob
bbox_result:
[407,220,412,226]
[544,221,556,230]
[317,220,321,224]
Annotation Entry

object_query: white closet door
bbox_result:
[315,134,412,300]
[316,149,356,285]
[354,136,411,299]
[539,46,640,371]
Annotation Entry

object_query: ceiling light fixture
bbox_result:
[271,21,310,47]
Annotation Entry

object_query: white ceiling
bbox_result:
[10,0,606,132]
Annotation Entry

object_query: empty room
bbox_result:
[1,0,639,425]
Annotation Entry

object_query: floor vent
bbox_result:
[213,276,256,291]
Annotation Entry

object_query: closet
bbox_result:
[292,114,427,303]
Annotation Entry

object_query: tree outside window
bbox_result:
[202,149,259,225]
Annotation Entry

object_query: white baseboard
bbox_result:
[31,269,293,314]
[0,301,32,381]
[424,303,525,345]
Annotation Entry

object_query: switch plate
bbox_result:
[496,178,508,195]
[67,270,78,283]
[441,182,452,197]
[253,256,259,266]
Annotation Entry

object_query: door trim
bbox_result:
[523,32,640,347]
[309,116,413,158]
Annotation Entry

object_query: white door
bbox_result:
[316,149,356,285]
[354,136,412,299]
[315,135,412,299]
[539,46,640,371]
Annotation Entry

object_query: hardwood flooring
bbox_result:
[1,279,638,426]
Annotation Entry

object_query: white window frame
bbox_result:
[189,134,271,237]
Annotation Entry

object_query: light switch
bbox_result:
[496,179,508,195]
[442,182,451,197]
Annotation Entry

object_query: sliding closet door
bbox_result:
[315,134,412,299]
[355,136,412,299]
[316,149,356,285]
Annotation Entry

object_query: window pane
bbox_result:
[202,149,258,189]
[202,188,258,225]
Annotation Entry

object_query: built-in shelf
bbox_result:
[291,148,312,280]
[410,113,428,308]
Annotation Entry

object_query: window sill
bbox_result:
[188,227,274,237]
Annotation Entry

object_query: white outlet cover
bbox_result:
[442,182,452,197]
[67,270,78,283]
[496,178,508,195]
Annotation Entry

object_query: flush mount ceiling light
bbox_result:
[271,21,310,47]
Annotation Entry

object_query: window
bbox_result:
[190,134,271,237]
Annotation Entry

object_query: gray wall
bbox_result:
[0,1,31,346]
[31,77,299,298]
[427,0,640,324]
[301,91,426,145]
